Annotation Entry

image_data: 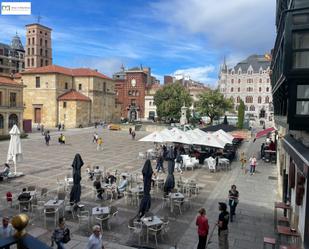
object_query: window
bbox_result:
[36,77,40,88]
[128,90,132,96]
[266,87,269,92]
[27,58,30,67]
[40,38,42,46]
[238,87,240,92]
[245,96,253,103]
[238,79,241,83]
[259,87,262,92]
[31,58,34,66]
[296,85,309,115]
[149,101,152,106]
[265,96,269,103]
[32,30,35,33]
[0,92,2,105]
[45,50,48,57]
[40,49,42,56]
[28,38,30,45]
[231,79,234,83]
[28,48,30,55]
[78,84,82,90]
[45,40,48,47]
[32,48,34,55]
[0,114,3,129]
[32,37,35,44]
[292,31,309,68]
[258,96,262,104]
[230,87,234,92]
[45,60,48,66]
[63,102,67,108]
[65,82,68,89]
[250,105,255,111]
[259,78,262,83]
[10,92,17,107]
[237,96,241,103]
[40,59,43,67]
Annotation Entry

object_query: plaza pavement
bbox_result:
[0,127,280,249]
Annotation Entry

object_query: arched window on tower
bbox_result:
[265,96,269,103]
[250,105,255,111]
[237,96,241,103]
[258,96,262,104]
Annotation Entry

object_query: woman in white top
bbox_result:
[249,155,257,175]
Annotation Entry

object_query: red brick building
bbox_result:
[113,66,151,121]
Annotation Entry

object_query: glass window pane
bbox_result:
[293,14,309,25]
[296,101,309,115]
[293,51,309,68]
[297,85,309,98]
[293,32,309,49]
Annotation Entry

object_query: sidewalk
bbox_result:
[177,138,279,249]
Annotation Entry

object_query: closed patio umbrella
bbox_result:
[69,153,84,204]
[7,125,23,176]
[164,147,175,195]
[138,159,153,218]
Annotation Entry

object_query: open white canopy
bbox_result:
[188,129,225,148]
[213,129,234,144]
[139,131,166,143]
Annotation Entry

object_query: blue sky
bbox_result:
[0,0,276,86]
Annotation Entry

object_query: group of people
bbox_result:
[195,184,239,249]
[240,152,257,175]
[43,130,66,146]
[128,127,136,140]
[93,133,103,151]
[92,171,128,200]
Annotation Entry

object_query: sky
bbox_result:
[0,0,276,86]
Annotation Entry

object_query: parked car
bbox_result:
[108,124,121,131]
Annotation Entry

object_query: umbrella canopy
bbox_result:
[217,129,235,141]
[139,131,166,143]
[255,127,276,139]
[213,130,233,144]
[7,125,22,174]
[138,159,153,217]
[70,153,84,203]
[187,129,225,149]
[201,124,237,132]
[163,128,193,144]
[164,159,175,195]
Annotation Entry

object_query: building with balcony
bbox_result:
[271,0,309,248]
[0,75,24,135]
[0,33,25,75]
[218,55,274,128]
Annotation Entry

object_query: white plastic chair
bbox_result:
[77,210,90,230]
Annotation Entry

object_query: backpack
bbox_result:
[62,228,71,243]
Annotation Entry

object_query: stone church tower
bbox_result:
[25,23,52,69]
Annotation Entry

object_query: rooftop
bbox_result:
[22,65,112,80]
[0,75,20,86]
[57,89,91,102]
[231,54,271,73]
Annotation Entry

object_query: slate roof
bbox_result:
[232,54,271,73]
[58,89,91,102]
[22,65,112,80]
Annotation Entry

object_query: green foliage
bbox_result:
[237,99,245,129]
[154,83,192,121]
[196,90,234,124]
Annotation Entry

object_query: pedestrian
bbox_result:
[58,133,65,144]
[129,127,132,135]
[249,155,257,175]
[86,225,105,249]
[45,130,51,146]
[58,123,61,131]
[97,137,103,151]
[51,217,69,249]
[93,132,98,144]
[41,124,44,135]
[196,208,209,249]
[228,185,239,222]
[0,216,14,249]
[62,124,65,131]
[94,122,97,128]
[156,147,165,173]
[217,202,229,249]
[131,130,136,140]
[239,152,246,171]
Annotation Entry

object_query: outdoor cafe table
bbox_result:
[142,216,163,244]
[44,199,64,215]
[169,192,184,213]
[92,206,110,215]
[277,225,301,245]
[274,202,291,228]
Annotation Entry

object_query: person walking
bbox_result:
[131,130,136,140]
[45,130,51,146]
[86,225,105,249]
[51,217,67,249]
[196,208,209,249]
[249,155,257,175]
[58,123,61,131]
[228,185,239,222]
[217,202,229,249]
[0,216,14,249]
[129,127,132,135]
[93,132,98,144]
[97,137,103,151]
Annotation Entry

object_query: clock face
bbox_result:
[131,79,136,87]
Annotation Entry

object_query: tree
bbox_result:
[154,83,192,121]
[196,89,233,124]
[237,99,245,129]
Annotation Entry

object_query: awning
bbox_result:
[282,134,309,177]
[255,127,276,139]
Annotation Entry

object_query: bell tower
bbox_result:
[25,23,52,69]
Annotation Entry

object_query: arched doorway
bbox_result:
[9,114,18,128]
[130,110,137,121]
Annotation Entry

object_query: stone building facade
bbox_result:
[0,75,24,135]
[218,54,274,128]
[144,83,161,121]
[114,66,153,121]
[25,23,52,69]
[0,34,25,75]
[21,65,116,128]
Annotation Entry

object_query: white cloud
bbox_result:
[151,0,276,54]
[172,65,215,83]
